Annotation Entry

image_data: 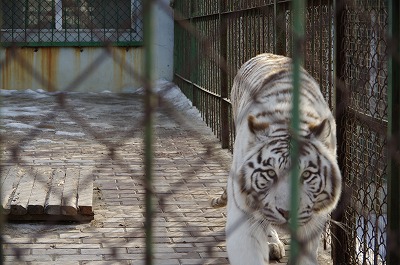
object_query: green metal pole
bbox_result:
[290,0,305,264]
[331,0,350,264]
[0,8,3,265]
[143,1,155,265]
[219,0,229,149]
[189,0,198,106]
[387,0,400,264]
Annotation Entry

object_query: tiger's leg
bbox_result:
[287,228,321,265]
[226,179,270,265]
[226,216,270,265]
[291,239,319,265]
[210,187,227,208]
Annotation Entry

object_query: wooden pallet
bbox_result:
[1,166,94,222]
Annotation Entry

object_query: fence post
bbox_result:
[219,1,229,149]
[331,0,351,264]
[143,1,155,264]
[388,0,400,264]
[189,0,198,108]
[289,0,305,263]
[274,0,287,56]
[0,7,4,264]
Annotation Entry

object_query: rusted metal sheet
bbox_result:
[0,46,144,92]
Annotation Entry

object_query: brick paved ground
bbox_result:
[1,89,332,264]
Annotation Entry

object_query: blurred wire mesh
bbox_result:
[0,0,399,264]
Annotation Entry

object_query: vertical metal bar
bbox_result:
[116,0,119,43]
[78,0,81,43]
[251,9,255,56]
[0,1,3,258]
[318,0,323,91]
[332,0,350,264]
[190,0,198,107]
[38,0,41,41]
[327,0,333,109]
[143,0,155,264]
[220,1,229,149]
[273,0,277,53]
[0,6,4,259]
[51,0,54,42]
[290,0,305,264]
[387,0,400,264]
[275,1,286,56]
[24,0,29,43]
[310,0,315,73]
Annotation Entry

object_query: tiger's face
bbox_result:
[239,115,341,228]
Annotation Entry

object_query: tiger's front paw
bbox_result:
[267,229,285,260]
[268,242,285,260]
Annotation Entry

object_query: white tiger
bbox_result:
[213,53,342,265]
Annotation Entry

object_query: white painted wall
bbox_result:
[152,0,174,81]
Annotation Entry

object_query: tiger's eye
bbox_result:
[266,169,277,179]
[302,170,312,180]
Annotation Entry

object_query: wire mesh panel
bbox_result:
[0,0,143,46]
[335,1,389,264]
[304,0,334,108]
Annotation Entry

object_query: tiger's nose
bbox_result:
[276,207,290,220]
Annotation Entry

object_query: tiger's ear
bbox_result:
[309,119,331,143]
[248,114,269,139]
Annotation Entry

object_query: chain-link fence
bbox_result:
[333,1,393,264]
[0,0,233,264]
[1,0,400,264]
[1,0,143,46]
[174,0,400,264]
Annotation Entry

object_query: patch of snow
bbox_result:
[55,131,85,137]
[1,106,48,117]
[0,89,18,96]
[4,122,35,129]
[60,121,77,125]
[2,81,204,126]
[89,122,114,129]
[133,79,202,121]
[24,89,51,99]
[34,139,57,144]
[1,119,16,124]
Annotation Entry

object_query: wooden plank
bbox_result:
[1,166,11,212]
[45,169,65,215]
[77,169,93,215]
[7,212,94,222]
[61,168,79,216]
[10,168,36,215]
[27,167,52,215]
[1,166,23,214]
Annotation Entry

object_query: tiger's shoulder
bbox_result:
[231,53,332,136]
